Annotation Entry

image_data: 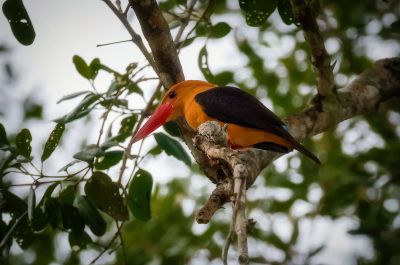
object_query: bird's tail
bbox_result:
[291,140,321,165]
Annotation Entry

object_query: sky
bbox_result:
[0,0,394,264]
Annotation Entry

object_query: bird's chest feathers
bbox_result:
[183,99,216,130]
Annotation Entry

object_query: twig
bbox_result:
[1,180,61,188]
[96,104,113,146]
[118,83,162,184]
[222,221,235,265]
[291,0,335,96]
[97,39,132,47]
[102,0,160,84]
[117,222,127,265]
[123,3,130,17]
[89,222,125,264]
[174,0,197,44]
[0,211,27,249]
[196,180,232,224]
[233,172,249,265]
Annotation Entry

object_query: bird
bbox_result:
[133,80,320,164]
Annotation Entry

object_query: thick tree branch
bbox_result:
[291,0,335,96]
[129,0,185,88]
[195,58,400,224]
[286,58,400,140]
[192,57,399,264]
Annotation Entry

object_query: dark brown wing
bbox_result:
[195,86,291,139]
[195,86,320,164]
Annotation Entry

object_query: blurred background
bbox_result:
[1,0,400,264]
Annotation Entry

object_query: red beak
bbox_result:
[133,103,173,142]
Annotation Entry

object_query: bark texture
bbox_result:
[129,0,185,87]
[291,0,335,96]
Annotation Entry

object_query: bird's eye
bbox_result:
[168,91,176,99]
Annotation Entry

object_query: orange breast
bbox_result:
[183,100,291,148]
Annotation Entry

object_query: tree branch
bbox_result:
[286,57,400,140]
[127,0,224,183]
[102,0,158,78]
[191,57,399,264]
[107,0,400,263]
[291,0,335,96]
[129,0,185,88]
[195,57,400,222]
[194,58,400,216]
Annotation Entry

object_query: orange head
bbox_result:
[132,80,215,142]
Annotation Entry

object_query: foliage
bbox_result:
[1,0,400,265]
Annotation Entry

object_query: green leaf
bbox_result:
[85,171,128,221]
[277,0,296,25]
[0,152,16,177]
[100,140,119,150]
[126,83,144,96]
[0,220,12,253]
[95,150,124,170]
[57,91,92,104]
[113,114,137,142]
[75,195,107,236]
[154,133,191,166]
[58,160,81,172]
[73,144,105,163]
[213,71,234,86]
[38,183,59,204]
[32,207,47,232]
[60,94,101,123]
[1,190,26,217]
[0,192,33,249]
[176,36,196,48]
[41,123,65,162]
[147,145,162,156]
[27,187,35,222]
[239,0,277,27]
[59,184,77,205]
[198,45,215,83]
[62,108,93,123]
[163,121,181,138]
[60,203,85,238]
[89,58,101,79]
[44,197,59,229]
[72,55,92,79]
[209,22,231,38]
[2,0,35,45]
[13,214,34,249]
[0,123,9,146]
[23,100,43,120]
[34,182,59,231]
[126,62,138,74]
[69,231,92,251]
[16,128,32,158]
[128,169,153,221]
[195,23,207,36]
[31,182,58,231]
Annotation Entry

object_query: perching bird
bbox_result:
[133,80,320,164]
